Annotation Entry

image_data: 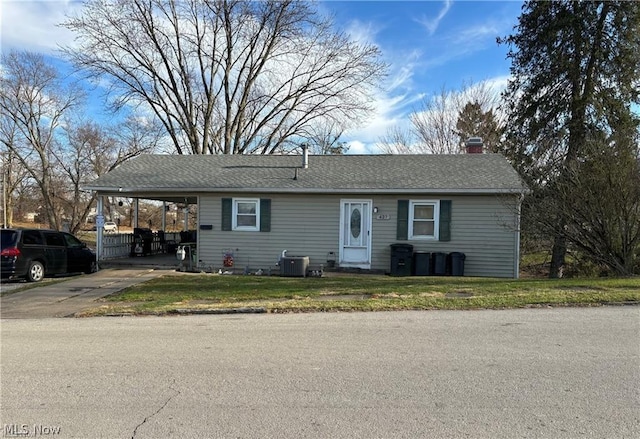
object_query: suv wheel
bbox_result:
[85,261,97,274]
[27,261,45,282]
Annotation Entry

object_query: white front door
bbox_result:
[339,200,372,269]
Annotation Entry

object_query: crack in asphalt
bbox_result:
[131,381,180,439]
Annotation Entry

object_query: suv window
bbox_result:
[1,230,18,249]
[44,232,65,247]
[63,233,84,248]
[22,230,44,245]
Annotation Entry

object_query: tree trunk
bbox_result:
[6,192,14,227]
[550,234,566,278]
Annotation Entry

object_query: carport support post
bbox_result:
[183,205,189,231]
[96,196,103,268]
[162,201,167,231]
[134,198,139,228]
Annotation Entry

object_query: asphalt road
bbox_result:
[1,307,639,439]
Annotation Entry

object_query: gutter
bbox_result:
[83,186,529,196]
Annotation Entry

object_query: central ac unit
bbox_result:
[280,256,309,277]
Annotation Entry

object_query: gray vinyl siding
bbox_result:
[370,195,519,278]
[198,194,341,272]
[197,193,520,278]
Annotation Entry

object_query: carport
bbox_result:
[82,185,198,266]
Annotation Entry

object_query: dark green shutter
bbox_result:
[439,200,452,241]
[221,198,232,231]
[397,200,409,240]
[260,199,271,232]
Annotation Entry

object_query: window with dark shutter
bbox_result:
[221,198,232,231]
[260,199,271,232]
[222,197,271,232]
[398,199,452,241]
[439,200,452,241]
[397,200,409,240]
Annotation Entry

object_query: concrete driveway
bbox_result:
[0,268,164,319]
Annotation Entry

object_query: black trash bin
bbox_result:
[131,227,154,256]
[390,243,414,276]
[413,251,432,276]
[432,252,447,276]
[448,252,466,276]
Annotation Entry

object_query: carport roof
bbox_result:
[84,153,527,195]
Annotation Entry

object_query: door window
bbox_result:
[350,207,361,239]
[44,232,65,247]
[343,202,368,247]
[63,233,84,248]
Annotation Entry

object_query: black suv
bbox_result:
[1,228,97,282]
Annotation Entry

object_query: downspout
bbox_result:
[514,194,524,279]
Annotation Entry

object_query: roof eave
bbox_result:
[86,186,528,195]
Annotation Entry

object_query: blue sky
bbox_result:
[1,0,523,153]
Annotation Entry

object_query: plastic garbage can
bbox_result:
[449,252,466,276]
[432,252,447,276]
[413,251,432,276]
[390,243,414,276]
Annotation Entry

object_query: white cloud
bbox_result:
[346,140,368,154]
[415,0,453,36]
[343,96,415,154]
[311,6,512,155]
[1,1,80,54]
[342,63,427,150]
[386,49,423,93]
[340,19,426,153]
[344,19,381,46]
[452,23,500,45]
[483,75,511,94]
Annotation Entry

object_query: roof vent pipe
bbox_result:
[302,144,309,169]
[465,137,483,154]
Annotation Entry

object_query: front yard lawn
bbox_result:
[79,274,640,316]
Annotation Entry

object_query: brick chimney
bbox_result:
[465,137,483,154]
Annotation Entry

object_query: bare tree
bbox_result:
[0,50,84,230]
[299,120,349,155]
[0,118,31,227]
[378,125,416,154]
[0,51,160,231]
[63,0,387,155]
[52,117,159,233]
[410,86,462,154]
[379,80,502,154]
[524,132,640,276]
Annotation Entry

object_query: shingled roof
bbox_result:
[85,153,527,195]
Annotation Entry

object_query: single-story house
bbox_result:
[85,147,527,278]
